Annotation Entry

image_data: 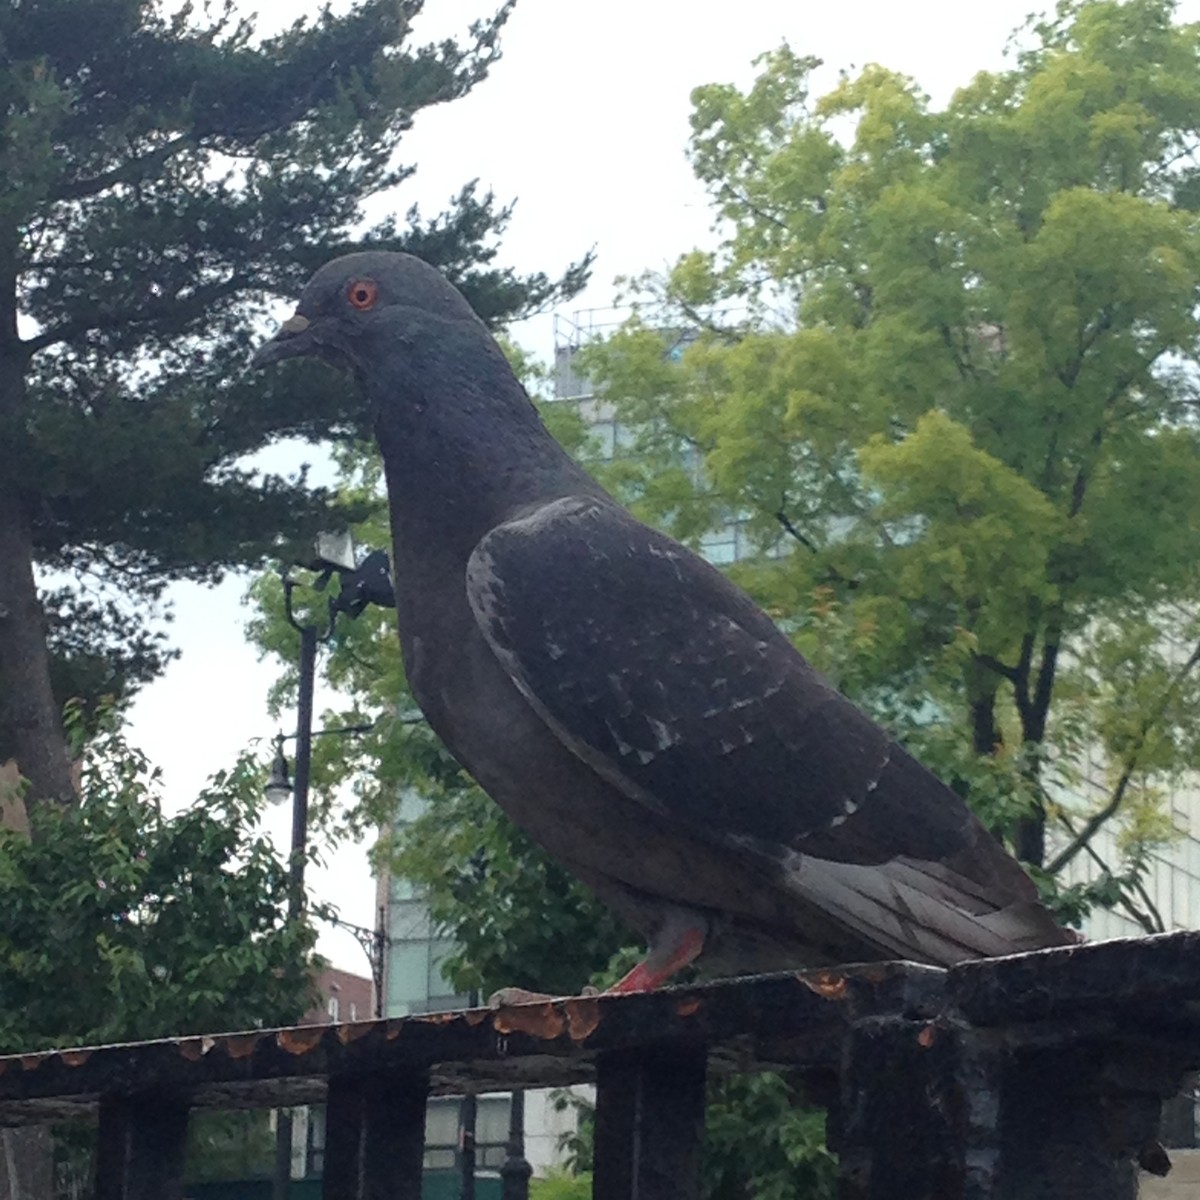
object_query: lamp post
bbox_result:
[325,907,389,1019]
[269,538,394,1200]
[459,989,481,1200]
[500,1091,532,1200]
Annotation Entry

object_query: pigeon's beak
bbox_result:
[250,313,316,369]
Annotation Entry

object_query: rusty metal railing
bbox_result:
[2,931,1199,1199]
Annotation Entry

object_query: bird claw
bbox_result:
[487,986,555,1008]
[486,984,600,1009]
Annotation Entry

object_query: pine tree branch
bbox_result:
[21,276,247,355]
[55,136,195,202]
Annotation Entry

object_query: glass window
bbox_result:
[476,1095,512,1146]
[326,996,339,1021]
[306,1106,326,1176]
[424,1098,460,1148]
[428,938,466,1004]
[389,874,419,902]
[389,895,433,941]
[423,1148,456,1171]
[387,941,432,1014]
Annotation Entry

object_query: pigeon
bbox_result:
[252,252,1073,991]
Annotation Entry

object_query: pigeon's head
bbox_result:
[251,251,483,381]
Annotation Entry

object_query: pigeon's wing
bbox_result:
[467,496,1065,964]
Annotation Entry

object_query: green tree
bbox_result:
[580,0,1200,922]
[0,709,319,1200]
[0,713,317,1053]
[0,0,589,811]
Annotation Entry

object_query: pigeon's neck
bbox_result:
[373,362,600,572]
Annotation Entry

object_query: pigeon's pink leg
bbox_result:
[608,923,706,994]
[487,915,707,1006]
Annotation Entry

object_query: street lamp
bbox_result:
[263,721,376,809]
[274,544,394,917]
[264,737,293,806]
[270,535,394,1200]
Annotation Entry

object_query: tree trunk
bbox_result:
[0,227,75,814]
[0,483,76,811]
[968,658,1049,866]
[969,691,1002,757]
[1014,642,1057,871]
[1014,809,1046,868]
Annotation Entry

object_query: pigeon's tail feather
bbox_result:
[782,852,1074,967]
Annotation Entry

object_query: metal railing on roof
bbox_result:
[2,932,1200,1199]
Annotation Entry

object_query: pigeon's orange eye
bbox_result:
[348,279,378,310]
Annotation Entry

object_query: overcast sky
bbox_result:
[125,0,1200,970]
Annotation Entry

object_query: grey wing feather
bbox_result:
[466,495,1069,963]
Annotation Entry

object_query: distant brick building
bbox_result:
[304,967,373,1026]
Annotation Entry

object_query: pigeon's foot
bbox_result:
[609,921,706,994]
[487,985,598,1008]
[486,915,706,1005]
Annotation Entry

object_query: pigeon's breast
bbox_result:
[397,590,806,940]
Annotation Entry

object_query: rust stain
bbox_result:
[798,971,848,1001]
[178,1038,213,1062]
[565,997,601,1042]
[58,1049,92,1068]
[917,1024,937,1049]
[222,1034,261,1060]
[337,1022,375,1045]
[20,1055,44,1072]
[464,1009,488,1027]
[420,1012,458,1026]
[277,1027,324,1056]
[491,1003,564,1040]
[676,998,702,1018]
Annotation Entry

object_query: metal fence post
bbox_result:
[499,1089,531,1200]
[323,1070,429,1200]
[94,1094,190,1200]
[593,1043,707,1200]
